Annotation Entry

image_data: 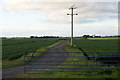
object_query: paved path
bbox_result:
[2,40,67,78]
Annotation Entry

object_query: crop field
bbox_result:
[2,38,59,60]
[11,37,120,78]
[2,37,120,78]
[62,39,120,78]
[73,38,119,60]
[74,38,119,51]
[59,38,120,78]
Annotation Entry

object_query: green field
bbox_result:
[73,38,119,61]
[2,38,59,68]
[2,37,120,78]
[74,38,119,51]
[11,37,120,78]
[2,38,59,60]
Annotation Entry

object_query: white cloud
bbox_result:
[2,2,118,23]
[1,1,118,36]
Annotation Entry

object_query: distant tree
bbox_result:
[35,36,38,38]
[30,36,34,38]
[83,35,90,39]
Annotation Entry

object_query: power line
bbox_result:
[67,5,78,46]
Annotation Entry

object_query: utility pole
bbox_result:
[67,5,78,47]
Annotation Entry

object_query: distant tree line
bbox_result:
[1,35,120,39]
[30,36,59,38]
[82,35,120,39]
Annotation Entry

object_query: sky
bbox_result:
[0,0,119,37]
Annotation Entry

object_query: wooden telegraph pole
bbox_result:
[67,5,78,47]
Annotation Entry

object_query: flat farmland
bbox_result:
[74,38,120,60]
[2,38,59,60]
[74,38,119,51]
[12,38,119,78]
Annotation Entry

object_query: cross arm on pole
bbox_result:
[67,13,78,15]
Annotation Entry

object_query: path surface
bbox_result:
[2,40,67,78]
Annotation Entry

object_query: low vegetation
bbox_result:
[2,38,59,68]
[2,38,59,60]
[73,38,119,62]
[11,38,119,78]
